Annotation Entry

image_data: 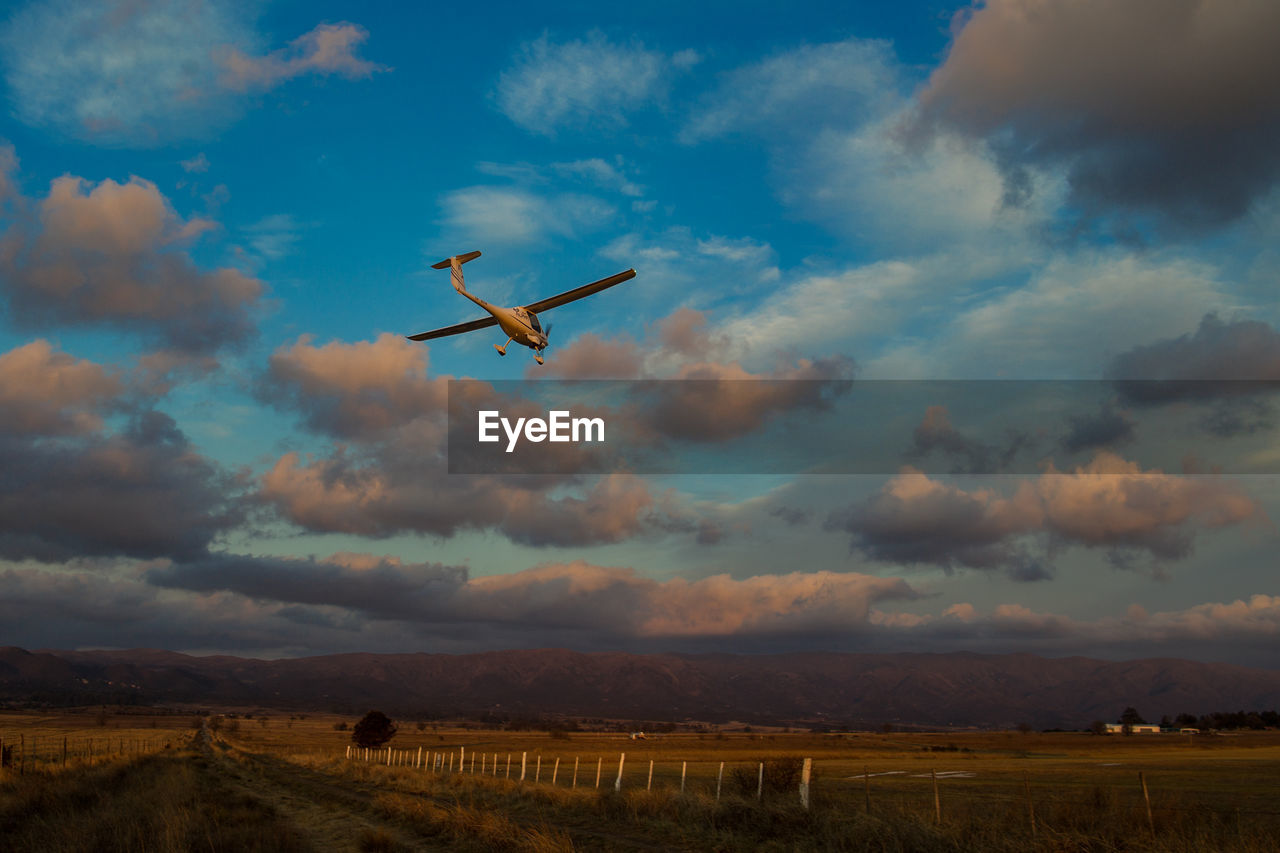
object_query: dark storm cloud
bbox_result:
[147,553,468,623]
[826,471,1039,572]
[0,337,242,563]
[1109,314,1280,394]
[0,410,240,562]
[1107,314,1280,434]
[915,0,1280,228]
[0,170,262,353]
[1059,402,1137,454]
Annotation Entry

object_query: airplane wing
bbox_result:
[522,269,636,314]
[406,315,498,341]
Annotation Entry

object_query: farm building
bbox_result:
[1104,723,1161,734]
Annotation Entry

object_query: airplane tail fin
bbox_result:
[431,250,482,293]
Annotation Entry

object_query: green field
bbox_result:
[4,711,1280,851]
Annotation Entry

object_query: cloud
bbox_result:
[866,250,1233,378]
[913,0,1280,229]
[6,557,1279,660]
[676,37,1056,252]
[549,159,644,197]
[256,334,694,546]
[1109,313,1280,394]
[828,469,1043,574]
[217,22,386,92]
[537,306,856,443]
[495,31,696,135]
[0,340,123,436]
[681,38,898,143]
[260,452,668,546]
[180,153,210,174]
[150,555,918,640]
[0,171,262,353]
[0,2,383,146]
[439,186,615,245]
[906,405,1030,474]
[536,332,645,380]
[829,452,1258,573]
[147,553,467,624]
[0,409,240,563]
[1036,453,1258,560]
[241,214,302,263]
[1106,314,1280,435]
[1059,402,1137,454]
[260,333,448,440]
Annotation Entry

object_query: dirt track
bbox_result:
[194,726,670,851]
[197,726,442,852]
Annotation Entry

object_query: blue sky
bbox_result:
[2,0,1279,664]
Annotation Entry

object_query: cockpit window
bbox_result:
[529,313,542,332]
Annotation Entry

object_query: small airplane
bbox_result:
[406,251,636,364]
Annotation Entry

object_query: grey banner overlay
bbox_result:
[446,379,1280,475]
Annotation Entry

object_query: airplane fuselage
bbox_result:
[460,290,547,351]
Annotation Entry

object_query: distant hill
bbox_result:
[3,646,1279,729]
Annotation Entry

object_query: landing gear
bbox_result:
[534,351,544,365]
[494,336,512,356]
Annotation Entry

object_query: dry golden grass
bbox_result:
[6,712,1280,851]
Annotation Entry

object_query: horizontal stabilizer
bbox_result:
[431,250,482,270]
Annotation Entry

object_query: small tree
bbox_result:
[352,710,397,749]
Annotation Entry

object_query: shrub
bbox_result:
[352,710,397,749]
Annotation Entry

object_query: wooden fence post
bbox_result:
[535,755,541,783]
[459,746,465,773]
[471,752,476,773]
[716,761,724,803]
[520,751,527,781]
[1140,771,1154,835]
[417,746,422,769]
[553,757,560,785]
[756,762,764,800]
[506,753,511,778]
[932,768,941,823]
[614,752,626,792]
[573,756,579,788]
[800,758,812,811]
[596,756,602,788]
[681,761,687,794]
[647,759,654,791]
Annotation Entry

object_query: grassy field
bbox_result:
[4,710,1280,851]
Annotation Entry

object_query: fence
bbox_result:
[0,732,173,774]
[338,745,1280,831]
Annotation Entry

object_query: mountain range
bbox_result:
[3,646,1279,729]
